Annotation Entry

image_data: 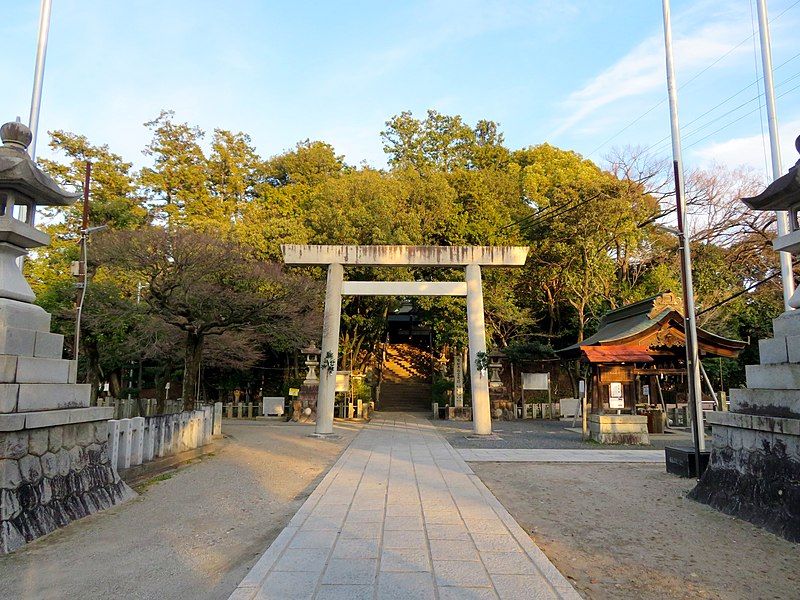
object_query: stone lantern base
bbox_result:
[0,299,134,553]
[690,311,800,542]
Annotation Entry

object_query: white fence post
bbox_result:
[213,402,222,437]
[118,419,132,470]
[202,406,212,445]
[130,416,145,466]
[143,419,155,462]
[107,419,120,476]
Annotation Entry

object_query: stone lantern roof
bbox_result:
[741,135,800,211]
[0,121,79,206]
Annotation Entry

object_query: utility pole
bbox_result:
[28,0,52,162]
[757,0,795,311]
[661,0,705,477]
[73,162,92,364]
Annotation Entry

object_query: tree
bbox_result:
[40,130,147,231]
[94,228,321,409]
[140,110,209,228]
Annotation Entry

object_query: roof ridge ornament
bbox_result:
[647,291,684,319]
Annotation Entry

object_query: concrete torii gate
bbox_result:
[281,245,529,435]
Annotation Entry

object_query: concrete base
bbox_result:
[691,411,800,542]
[1,419,135,553]
[589,414,650,445]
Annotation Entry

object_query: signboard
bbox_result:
[453,354,464,407]
[609,382,624,409]
[288,388,300,397]
[335,372,351,393]
[642,384,650,397]
[522,372,549,391]
[600,366,633,383]
[578,380,585,397]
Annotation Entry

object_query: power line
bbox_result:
[642,70,800,157]
[586,0,800,159]
[695,270,781,317]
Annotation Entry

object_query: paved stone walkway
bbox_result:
[457,448,665,463]
[229,413,580,600]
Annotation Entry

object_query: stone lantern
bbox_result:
[690,134,800,542]
[487,349,514,420]
[0,121,133,554]
[301,341,321,384]
[488,349,505,390]
[295,341,321,423]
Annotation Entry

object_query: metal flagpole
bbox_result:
[661,1,706,477]
[757,0,795,311]
[29,0,53,162]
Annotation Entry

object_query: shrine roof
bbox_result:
[556,291,746,360]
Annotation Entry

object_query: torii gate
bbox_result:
[281,245,529,435]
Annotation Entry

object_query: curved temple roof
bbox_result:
[556,292,746,361]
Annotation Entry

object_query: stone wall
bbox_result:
[690,412,800,542]
[691,310,800,543]
[1,420,134,553]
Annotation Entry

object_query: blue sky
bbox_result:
[3,0,800,178]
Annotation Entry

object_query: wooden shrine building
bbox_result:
[556,292,747,414]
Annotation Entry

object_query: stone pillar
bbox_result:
[453,352,464,408]
[316,263,343,435]
[466,264,491,435]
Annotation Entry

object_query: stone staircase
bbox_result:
[379,343,432,412]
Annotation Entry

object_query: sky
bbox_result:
[3,0,800,180]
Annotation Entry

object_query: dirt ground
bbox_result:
[0,419,361,600]
[471,462,800,600]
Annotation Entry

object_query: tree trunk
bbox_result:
[85,338,102,403]
[183,331,204,411]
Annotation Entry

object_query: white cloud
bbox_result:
[549,5,753,139]
[691,119,800,174]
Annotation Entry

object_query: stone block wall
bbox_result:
[1,420,134,553]
[691,311,800,543]
[690,412,800,542]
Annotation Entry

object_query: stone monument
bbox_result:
[690,135,800,542]
[0,121,133,553]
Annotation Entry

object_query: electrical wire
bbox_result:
[695,270,781,317]
[586,0,800,159]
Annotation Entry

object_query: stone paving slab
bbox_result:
[228,414,581,600]
[458,448,665,463]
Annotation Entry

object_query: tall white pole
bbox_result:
[316,263,343,435]
[29,0,53,162]
[757,0,795,311]
[466,264,491,435]
[662,1,706,464]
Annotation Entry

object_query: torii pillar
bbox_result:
[281,245,529,435]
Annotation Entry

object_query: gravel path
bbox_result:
[0,419,362,600]
[471,462,800,600]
